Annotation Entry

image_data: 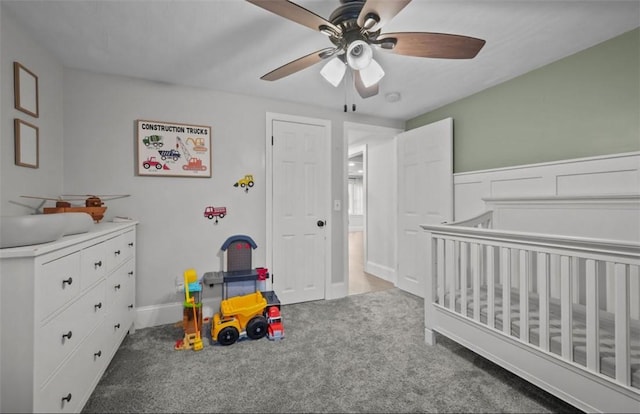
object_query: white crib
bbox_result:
[421,195,640,413]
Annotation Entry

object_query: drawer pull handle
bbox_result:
[128,271,134,276]
[128,304,134,309]
[61,393,72,403]
[94,260,102,268]
[114,250,121,256]
[114,323,121,329]
[95,302,102,310]
[94,350,102,358]
[62,331,73,340]
[62,277,73,287]
[128,242,134,247]
[114,284,121,290]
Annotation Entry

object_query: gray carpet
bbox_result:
[82,288,581,413]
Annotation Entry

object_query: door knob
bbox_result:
[317,220,326,228]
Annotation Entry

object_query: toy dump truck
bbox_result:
[143,135,163,148]
[211,291,267,346]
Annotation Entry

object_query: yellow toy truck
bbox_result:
[211,291,267,346]
[233,174,254,189]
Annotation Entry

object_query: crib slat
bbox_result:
[606,261,615,313]
[519,250,529,343]
[561,255,573,360]
[460,241,468,317]
[446,239,456,311]
[501,247,511,336]
[585,259,599,373]
[437,239,445,306]
[537,253,550,352]
[630,265,639,320]
[615,263,630,386]
[572,256,580,305]
[486,245,495,329]
[472,243,481,322]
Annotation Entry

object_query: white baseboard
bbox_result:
[364,261,396,283]
[135,297,219,330]
[326,281,347,300]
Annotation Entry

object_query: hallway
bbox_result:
[348,231,394,296]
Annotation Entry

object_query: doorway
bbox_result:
[345,123,400,296]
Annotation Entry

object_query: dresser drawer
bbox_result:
[105,262,134,310]
[103,302,135,360]
[80,241,108,291]
[106,230,135,272]
[36,322,109,413]
[36,281,106,386]
[37,252,81,321]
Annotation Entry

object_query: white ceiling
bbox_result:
[4,0,639,121]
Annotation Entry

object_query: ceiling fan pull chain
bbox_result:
[343,69,348,112]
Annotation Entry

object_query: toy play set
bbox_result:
[174,234,284,351]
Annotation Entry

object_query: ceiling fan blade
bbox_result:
[261,48,335,81]
[247,0,340,34]
[377,32,486,59]
[354,70,379,99]
[357,0,411,32]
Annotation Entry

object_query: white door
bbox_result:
[397,118,453,297]
[268,114,331,304]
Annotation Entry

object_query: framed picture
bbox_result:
[14,62,39,118]
[14,118,39,168]
[136,119,212,177]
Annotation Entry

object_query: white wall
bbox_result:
[1,10,404,328]
[61,69,403,321]
[364,139,397,281]
[0,7,65,407]
[0,7,64,216]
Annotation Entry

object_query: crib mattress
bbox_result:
[445,286,640,389]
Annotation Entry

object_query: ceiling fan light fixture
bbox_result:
[346,40,373,71]
[320,57,346,87]
[359,58,385,88]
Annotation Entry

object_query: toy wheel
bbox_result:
[248,181,254,187]
[240,183,246,188]
[155,163,162,170]
[218,213,225,219]
[217,327,239,346]
[246,316,268,340]
[143,163,150,169]
[207,214,214,219]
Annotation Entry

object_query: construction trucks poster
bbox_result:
[136,119,212,177]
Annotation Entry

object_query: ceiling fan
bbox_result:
[247,0,486,100]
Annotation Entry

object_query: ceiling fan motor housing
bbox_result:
[328,0,380,52]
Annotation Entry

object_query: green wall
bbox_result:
[407,28,640,173]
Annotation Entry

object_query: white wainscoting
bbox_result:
[454,152,640,220]
[484,194,640,242]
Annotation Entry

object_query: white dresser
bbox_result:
[0,221,137,413]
